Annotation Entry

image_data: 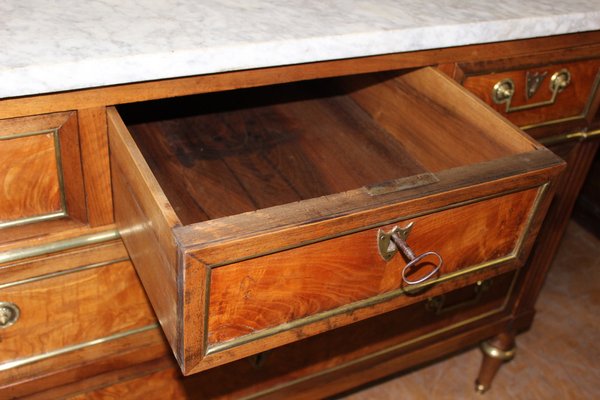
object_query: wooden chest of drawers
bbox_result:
[108,67,561,374]
[0,32,599,398]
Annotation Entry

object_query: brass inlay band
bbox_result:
[206,255,516,355]
[0,257,130,290]
[0,128,68,229]
[52,126,68,220]
[206,184,547,356]
[0,230,120,264]
[240,271,520,400]
[207,183,546,269]
[0,324,158,372]
[0,210,67,230]
[0,128,58,141]
[480,340,516,361]
[511,183,548,261]
[539,128,600,146]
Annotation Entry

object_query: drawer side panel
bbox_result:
[107,107,181,357]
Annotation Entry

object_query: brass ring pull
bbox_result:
[492,68,571,113]
[377,223,444,285]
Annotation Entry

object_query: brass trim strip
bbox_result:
[0,128,57,141]
[0,210,67,229]
[206,255,516,355]
[511,183,548,261]
[538,128,600,146]
[0,230,120,264]
[0,324,158,372]
[207,184,543,269]
[52,127,68,220]
[240,271,521,400]
[206,185,547,355]
[0,257,130,290]
[0,128,68,229]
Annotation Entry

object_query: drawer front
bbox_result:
[0,112,86,240]
[75,271,518,400]
[206,188,538,347]
[460,59,600,129]
[108,67,563,374]
[0,242,156,372]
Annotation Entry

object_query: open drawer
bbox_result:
[107,67,564,374]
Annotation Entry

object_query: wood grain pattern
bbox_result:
[78,107,114,226]
[0,111,87,242]
[0,130,61,222]
[460,58,600,129]
[0,259,155,364]
[108,107,182,361]
[1,328,167,399]
[71,272,516,400]
[56,110,87,223]
[178,150,561,266]
[207,188,537,345]
[0,240,164,400]
[343,68,538,172]
[119,80,425,224]
[0,239,127,285]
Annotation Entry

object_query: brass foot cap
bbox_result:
[475,381,488,394]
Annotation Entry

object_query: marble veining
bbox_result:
[1,0,600,98]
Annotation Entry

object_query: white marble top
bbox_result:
[2,0,600,99]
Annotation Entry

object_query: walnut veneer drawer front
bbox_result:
[460,58,600,129]
[107,67,564,374]
[0,112,86,237]
[76,271,517,399]
[0,243,156,375]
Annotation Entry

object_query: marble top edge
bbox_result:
[2,1,600,99]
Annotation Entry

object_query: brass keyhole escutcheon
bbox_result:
[377,223,444,285]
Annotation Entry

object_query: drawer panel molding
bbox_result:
[205,186,545,354]
[0,112,86,233]
[0,229,119,264]
[0,128,66,228]
[0,324,158,372]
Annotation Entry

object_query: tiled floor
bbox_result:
[340,221,600,400]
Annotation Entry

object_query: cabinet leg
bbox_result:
[475,332,516,394]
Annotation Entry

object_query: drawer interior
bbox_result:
[117,68,537,226]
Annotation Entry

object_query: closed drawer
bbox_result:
[0,241,157,383]
[75,270,518,400]
[0,112,87,240]
[108,67,564,374]
[460,58,600,130]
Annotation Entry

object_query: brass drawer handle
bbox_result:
[377,223,444,285]
[426,279,492,315]
[492,69,571,113]
[0,302,20,328]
